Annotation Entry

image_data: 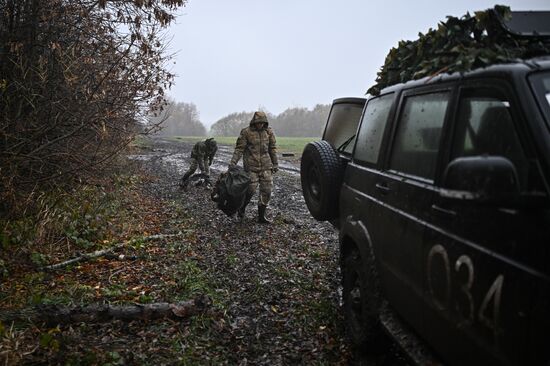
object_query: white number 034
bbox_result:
[427,244,504,347]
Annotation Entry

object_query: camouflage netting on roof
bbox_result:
[367,5,550,95]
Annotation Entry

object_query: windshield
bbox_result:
[323,102,365,154]
[530,72,550,129]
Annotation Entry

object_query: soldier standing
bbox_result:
[229,111,278,223]
[180,138,218,189]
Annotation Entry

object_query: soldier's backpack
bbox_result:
[211,166,251,216]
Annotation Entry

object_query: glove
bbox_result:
[271,165,279,173]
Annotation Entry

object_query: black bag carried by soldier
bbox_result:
[211,166,251,216]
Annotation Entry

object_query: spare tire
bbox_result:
[300,140,344,221]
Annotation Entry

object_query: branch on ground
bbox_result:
[42,233,184,271]
[1,295,212,326]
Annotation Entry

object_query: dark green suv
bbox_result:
[301,60,550,365]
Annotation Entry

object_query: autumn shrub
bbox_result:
[0,0,184,217]
[0,172,141,270]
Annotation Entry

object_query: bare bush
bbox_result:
[0,0,185,216]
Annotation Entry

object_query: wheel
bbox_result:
[300,141,344,221]
[342,248,383,351]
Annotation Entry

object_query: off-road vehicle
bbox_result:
[300,12,550,366]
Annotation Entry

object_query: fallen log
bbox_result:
[42,233,182,271]
[0,295,211,326]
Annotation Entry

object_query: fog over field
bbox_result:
[167,0,550,128]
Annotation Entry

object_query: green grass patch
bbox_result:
[171,136,319,155]
[170,260,224,309]
[130,135,153,148]
[276,137,319,155]
[1,174,140,252]
[169,136,206,144]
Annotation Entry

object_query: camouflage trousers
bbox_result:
[181,157,209,183]
[247,170,273,206]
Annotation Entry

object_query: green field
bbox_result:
[170,136,320,155]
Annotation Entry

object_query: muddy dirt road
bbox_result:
[130,137,406,365]
[1,136,408,365]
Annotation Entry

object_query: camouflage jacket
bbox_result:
[191,141,216,164]
[230,121,278,172]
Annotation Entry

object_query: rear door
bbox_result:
[421,81,550,365]
[346,86,454,335]
[378,87,453,332]
[323,98,366,156]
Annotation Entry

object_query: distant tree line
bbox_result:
[209,104,331,137]
[150,100,206,137]
[210,111,256,137]
[0,0,184,215]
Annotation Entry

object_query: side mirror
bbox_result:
[441,156,520,202]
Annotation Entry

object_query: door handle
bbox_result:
[431,204,456,219]
[375,183,391,194]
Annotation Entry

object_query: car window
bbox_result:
[354,94,394,164]
[537,73,550,105]
[389,92,449,180]
[323,102,365,154]
[451,89,529,189]
[529,72,550,130]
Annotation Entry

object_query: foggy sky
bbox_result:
[167,0,550,128]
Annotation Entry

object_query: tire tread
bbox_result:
[300,141,344,220]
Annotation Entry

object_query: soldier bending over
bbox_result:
[180,138,218,189]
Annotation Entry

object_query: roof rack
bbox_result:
[497,11,550,37]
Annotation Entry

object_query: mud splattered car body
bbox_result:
[302,60,550,365]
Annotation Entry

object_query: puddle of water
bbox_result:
[127,154,153,161]
[279,163,300,174]
[162,153,186,164]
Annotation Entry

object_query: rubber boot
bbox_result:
[180,171,193,190]
[258,205,271,224]
[179,171,192,190]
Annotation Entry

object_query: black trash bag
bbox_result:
[211,166,251,216]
